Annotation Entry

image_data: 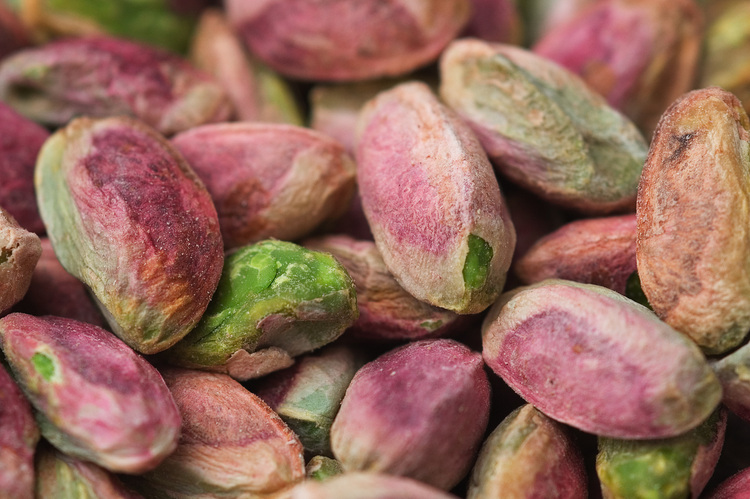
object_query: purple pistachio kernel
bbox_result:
[482,280,721,439]
[0,313,181,474]
[331,339,490,491]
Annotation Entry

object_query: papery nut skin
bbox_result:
[165,240,358,381]
[467,404,587,499]
[514,214,637,294]
[35,442,143,499]
[189,9,303,125]
[636,87,750,355]
[533,0,704,136]
[225,0,471,82]
[330,339,490,491]
[0,207,41,315]
[171,123,356,249]
[482,280,722,439]
[439,39,648,214]
[597,408,726,499]
[35,115,224,355]
[136,368,305,499]
[0,313,181,474]
[0,101,48,234]
[0,36,232,135]
[290,472,459,499]
[15,238,106,328]
[304,235,460,341]
[356,81,516,315]
[0,364,39,499]
[254,343,366,456]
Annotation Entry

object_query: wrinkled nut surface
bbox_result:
[290,472,459,499]
[190,9,303,125]
[439,39,648,214]
[468,404,587,499]
[0,364,39,499]
[304,235,460,341]
[0,207,41,315]
[0,36,232,135]
[166,240,358,381]
[331,339,490,491]
[136,368,305,499]
[0,101,48,234]
[226,0,471,81]
[533,0,704,135]
[514,214,637,295]
[172,123,356,249]
[35,115,224,355]
[0,314,181,474]
[637,87,750,355]
[35,443,143,499]
[597,408,726,499]
[482,280,722,439]
[255,343,365,456]
[356,81,516,315]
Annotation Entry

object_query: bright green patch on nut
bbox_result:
[463,234,493,290]
[31,352,55,381]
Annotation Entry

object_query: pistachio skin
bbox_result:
[356,81,516,315]
[166,240,358,381]
[440,39,648,214]
[482,280,722,439]
[0,313,181,474]
[0,36,232,135]
[707,466,750,499]
[0,364,39,499]
[35,115,224,355]
[468,404,587,499]
[136,368,305,499]
[330,339,490,491]
[171,123,356,249]
[637,87,750,355]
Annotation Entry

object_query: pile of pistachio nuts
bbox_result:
[2,0,750,497]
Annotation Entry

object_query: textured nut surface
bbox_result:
[0,207,41,315]
[35,115,224,354]
[0,364,38,499]
[637,87,750,355]
[356,81,515,314]
[482,280,722,439]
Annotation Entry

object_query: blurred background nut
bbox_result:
[0,97,46,235]
[189,9,303,125]
[636,87,750,355]
[533,0,704,137]
[290,472,459,499]
[0,36,232,135]
[0,314,181,474]
[171,123,356,249]
[225,0,471,82]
